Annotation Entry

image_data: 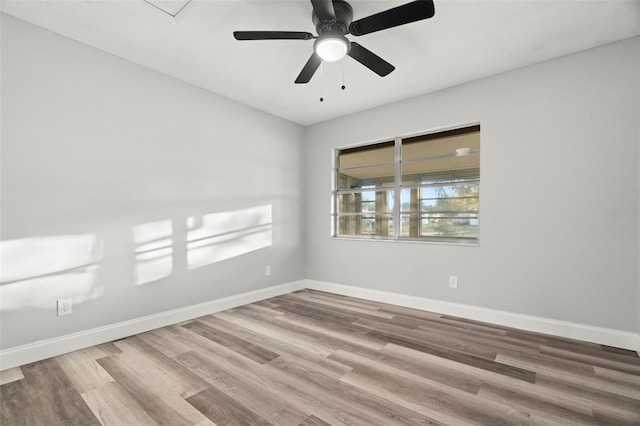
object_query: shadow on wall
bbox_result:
[1,204,273,309]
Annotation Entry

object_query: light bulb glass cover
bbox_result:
[315,34,349,62]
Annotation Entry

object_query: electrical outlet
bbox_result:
[448,276,458,289]
[265,265,271,276]
[57,298,72,316]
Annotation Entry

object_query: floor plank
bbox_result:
[187,386,272,426]
[0,367,23,386]
[176,350,309,425]
[56,348,115,394]
[183,320,280,364]
[2,358,100,426]
[365,328,537,383]
[81,382,158,426]
[97,354,208,425]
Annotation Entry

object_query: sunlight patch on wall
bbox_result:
[134,220,173,285]
[0,234,103,311]
[187,205,272,270]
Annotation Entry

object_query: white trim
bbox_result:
[2,278,637,370]
[305,280,639,352]
[0,280,305,371]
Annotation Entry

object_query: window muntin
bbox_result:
[334,125,480,243]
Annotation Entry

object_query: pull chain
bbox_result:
[341,57,346,91]
[319,62,324,102]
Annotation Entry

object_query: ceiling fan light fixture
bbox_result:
[314,33,349,62]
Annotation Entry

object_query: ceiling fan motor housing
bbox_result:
[312,0,353,35]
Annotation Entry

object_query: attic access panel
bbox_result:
[143,0,192,17]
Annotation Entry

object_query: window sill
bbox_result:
[331,236,480,246]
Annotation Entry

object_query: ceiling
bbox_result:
[1,0,639,126]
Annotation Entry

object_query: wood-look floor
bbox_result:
[1,290,639,426]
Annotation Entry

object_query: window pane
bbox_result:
[421,184,477,199]
[362,191,376,202]
[361,201,375,213]
[399,180,478,237]
[361,215,376,235]
[337,168,395,190]
[337,214,394,237]
[337,191,394,214]
[424,184,478,211]
[339,142,394,168]
[420,197,478,212]
[401,214,478,238]
[402,128,480,184]
[337,141,395,190]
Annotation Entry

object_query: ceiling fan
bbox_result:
[233,0,435,84]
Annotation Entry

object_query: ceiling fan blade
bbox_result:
[349,0,435,36]
[295,53,322,84]
[348,42,395,77]
[234,31,314,41]
[310,0,336,22]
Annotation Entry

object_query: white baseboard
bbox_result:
[0,280,305,371]
[2,278,637,371]
[305,279,639,352]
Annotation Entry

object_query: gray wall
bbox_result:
[1,13,638,352]
[0,15,306,349]
[305,37,640,333]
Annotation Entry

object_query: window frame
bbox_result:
[332,124,480,245]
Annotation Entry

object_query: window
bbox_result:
[333,125,480,243]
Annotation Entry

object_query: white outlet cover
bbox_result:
[57,298,73,316]
[449,276,458,288]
